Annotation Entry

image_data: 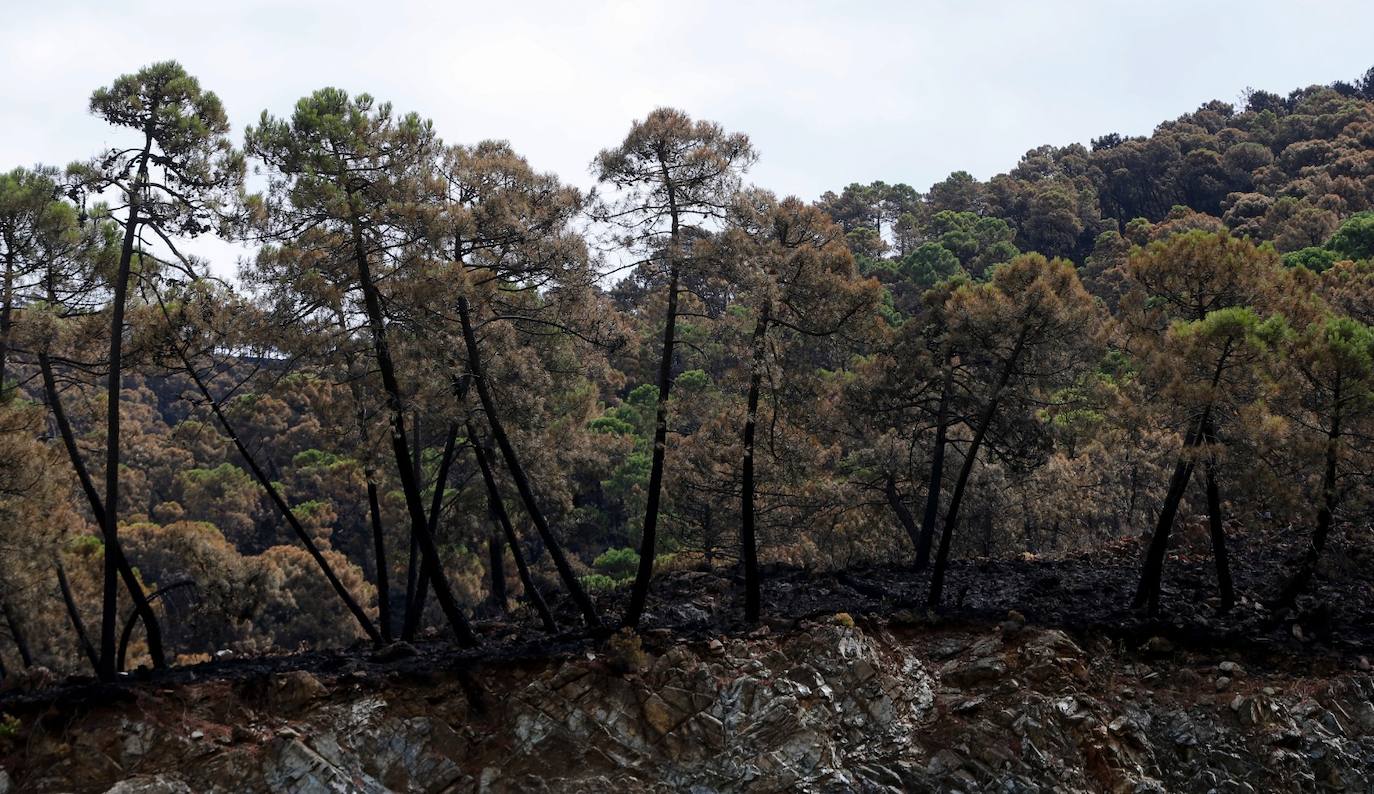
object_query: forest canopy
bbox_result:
[2,62,1374,681]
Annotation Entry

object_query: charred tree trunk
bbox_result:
[39,351,164,675]
[458,293,598,629]
[402,423,460,641]
[885,474,921,553]
[1,601,33,668]
[928,334,1023,609]
[916,357,955,571]
[1132,449,1198,615]
[182,362,384,645]
[350,207,477,647]
[624,175,683,630]
[403,416,423,621]
[56,560,99,673]
[740,302,769,623]
[625,259,680,628]
[0,245,14,400]
[1201,421,1235,612]
[468,419,557,633]
[365,479,392,641]
[1274,387,1343,609]
[100,135,166,680]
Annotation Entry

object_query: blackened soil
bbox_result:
[5,523,1371,710]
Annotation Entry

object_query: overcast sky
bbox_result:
[5,1,1373,273]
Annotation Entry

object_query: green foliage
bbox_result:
[592,546,641,581]
[900,243,962,288]
[580,573,621,593]
[1326,211,1374,262]
[292,449,339,468]
[0,713,19,741]
[1284,246,1340,272]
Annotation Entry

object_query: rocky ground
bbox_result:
[2,528,1373,792]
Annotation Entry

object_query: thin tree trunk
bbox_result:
[366,479,392,641]
[458,293,599,629]
[625,262,680,628]
[100,134,166,680]
[487,531,507,614]
[177,354,383,645]
[401,423,460,641]
[1201,420,1235,612]
[885,474,921,553]
[56,559,99,673]
[39,351,165,674]
[350,208,477,647]
[928,333,1024,609]
[468,419,557,633]
[916,357,955,571]
[1132,451,1198,614]
[118,580,193,672]
[1,601,33,668]
[1274,390,1342,608]
[624,169,683,630]
[740,303,769,623]
[0,247,13,400]
[403,414,423,620]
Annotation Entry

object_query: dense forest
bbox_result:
[3,62,1374,684]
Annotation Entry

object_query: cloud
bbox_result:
[4,0,1373,277]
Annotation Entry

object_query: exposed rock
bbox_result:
[5,623,1374,793]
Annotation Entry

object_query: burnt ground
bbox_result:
[3,522,1372,711]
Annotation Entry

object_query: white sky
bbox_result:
[4,1,1373,275]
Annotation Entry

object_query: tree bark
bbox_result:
[0,246,14,400]
[366,479,392,641]
[100,133,167,680]
[468,419,557,632]
[349,206,477,647]
[885,474,921,555]
[624,166,683,630]
[1274,386,1342,608]
[928,333,1024,609]
[1201,421,1235,612]
[56,559,100,674]
[916,357,955,571]
[39,351,165,675]
[175,352,382,645]
[458,293,599,629]
[740,303,769,623]
[1,601,33,668]
[401,423,460,641]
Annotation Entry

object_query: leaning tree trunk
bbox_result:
[1132,448,1198,615]
[1133,345,1231,616]
[39,351,165,675]
[1,601,33,668]
[468,419,558,633]
[916,357,955,571]
[885,475,922,554]
[740,302,770,623]
[928,333,1024,609]
[458,292,600,629]
[182,359,383,645]
[350,207,477,647]
[402,424,460,641]
[56,559,100,673]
